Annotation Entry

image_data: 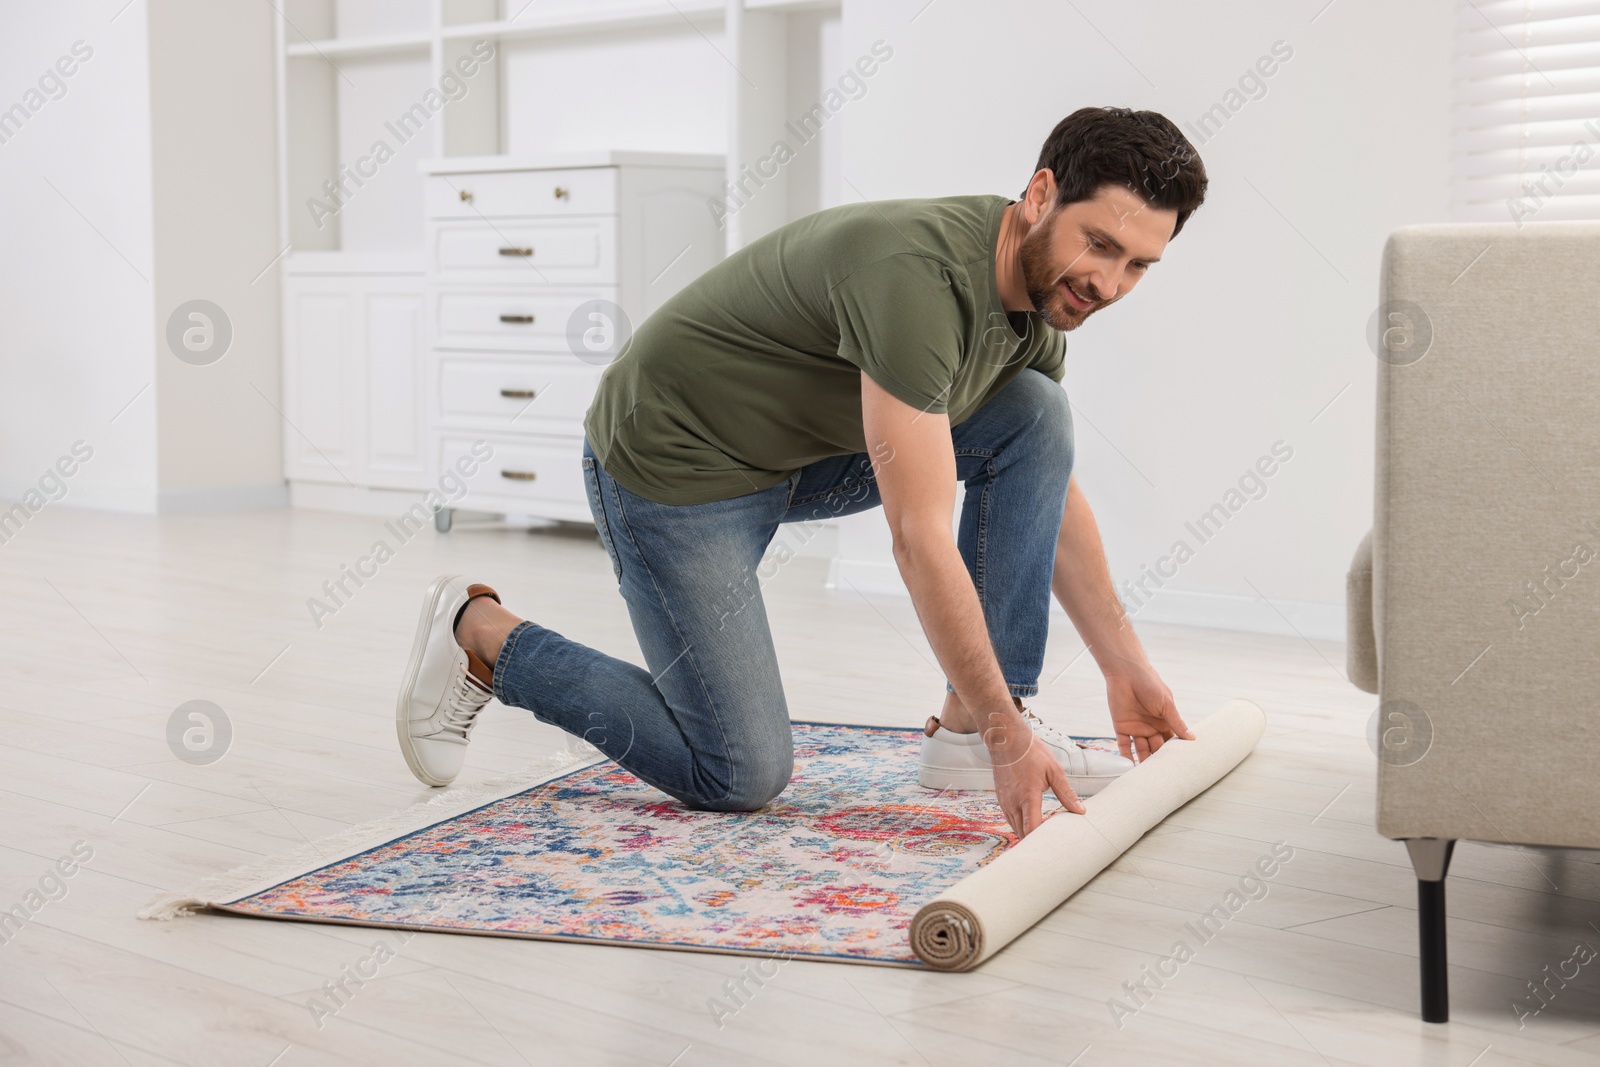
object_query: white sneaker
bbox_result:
[917,707,1135,796]
[396,575,501,787]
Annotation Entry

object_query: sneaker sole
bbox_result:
[395,574,464,788]
[918,764,1123,797]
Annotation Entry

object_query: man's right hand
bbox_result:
[860,372,1082,838]
[988,720,1085,836]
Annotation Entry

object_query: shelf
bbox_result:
[285,250,426,276]
[280,1,835,61]
[281,0,829,54]
[420,150,725,174]
[285,32,432,61]
[440,0,725,45]
[744,0,840,10]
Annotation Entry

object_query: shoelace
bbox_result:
[1020,707,1085,750]
[437,666,493,740]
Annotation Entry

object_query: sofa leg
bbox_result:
[1405,838,1456,1023]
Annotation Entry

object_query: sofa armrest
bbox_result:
[1347,530,1378,693]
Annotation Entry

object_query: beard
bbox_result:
[1020,219,1100,332]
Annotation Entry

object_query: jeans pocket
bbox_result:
[582,456,624,583]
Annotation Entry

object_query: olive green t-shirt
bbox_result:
[583,194,1066,505]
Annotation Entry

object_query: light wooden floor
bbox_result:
[2,505,1599,1067]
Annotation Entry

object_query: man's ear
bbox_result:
[1022,169,1056,225]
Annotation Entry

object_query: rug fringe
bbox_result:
[138,746,602,921]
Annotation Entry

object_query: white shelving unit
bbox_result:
[422,151,725,527]
[276,0,846,517]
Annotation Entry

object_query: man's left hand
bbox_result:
[1106,663,1192,762]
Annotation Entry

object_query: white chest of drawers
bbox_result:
[421,152,725,527]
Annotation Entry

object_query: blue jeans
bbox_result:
[491,370,1074,811]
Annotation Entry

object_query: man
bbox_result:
[395,107,1207,838]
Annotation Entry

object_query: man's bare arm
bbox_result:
[860,373,1081,834]
[1051,476,1192,760]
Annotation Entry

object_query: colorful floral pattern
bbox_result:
[225,723,1120,964]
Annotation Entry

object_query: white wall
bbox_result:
[0,3,159,513]
[500,21,728,157]
[1,0,1456,633]
[331,52,434,253]
[149,0,285,509]
[782,11,845,221]
[0,0,284,518]
[832,0,1457,640]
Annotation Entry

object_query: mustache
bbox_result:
[1054,244,1110,306]
[1055,274,1105,306]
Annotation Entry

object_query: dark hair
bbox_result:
[1031,107,1207,238]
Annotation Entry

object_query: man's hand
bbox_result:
[1106,662,1192,762]
[988,723,1084,836]
[1049,477,1194,763]
[861,372,1079,838]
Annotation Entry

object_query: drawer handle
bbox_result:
[498,247,534,257]
[553,186,570,200]
[499,314,535,324]
[500,388,538,399]
[501,470,538,482]
[459,189,474,203]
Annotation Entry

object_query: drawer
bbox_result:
[441,434,587,509]
[432,288,616,352]
[436,355,601,436]
[425,168,617,219]
[429,218,617,284]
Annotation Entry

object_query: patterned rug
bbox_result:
[216,722,1120,966]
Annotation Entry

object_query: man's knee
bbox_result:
[1018,369,1070,422]
[705,781,787,813]
[1012,371,1074,459]
[693,739,793,812]
[717,758,793,811]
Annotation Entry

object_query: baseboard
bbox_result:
[284,484,843,555]
[158,484,289,515]
[0,482,156,514]
[1122,587,1345,642]
[772,518,839,561]
[1,481,291,518]
[290,480,436,517]
[826,559,1345,642]
[826,557,905,597]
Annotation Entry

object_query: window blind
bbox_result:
[1454,0,1600,223]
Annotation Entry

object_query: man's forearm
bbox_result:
[893,529,1026,741]
[1051,477,1149,676]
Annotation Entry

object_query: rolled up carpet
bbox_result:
[908,698,1266,970]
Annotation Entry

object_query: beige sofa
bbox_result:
[1347,220,1600,1022]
